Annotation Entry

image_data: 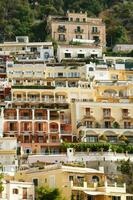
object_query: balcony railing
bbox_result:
[78,124,133,129]
[12,85,55,89]
[60,130,72,134]
[75,29,84,33]
[58,28,67,33]
[91,30,100,34]
[71,180,126,193]
[50,129,58,133]
[19,116,32,120]
[35,116,47,120]
[4,115,17,120]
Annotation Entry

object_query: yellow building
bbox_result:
[14,165,133,200]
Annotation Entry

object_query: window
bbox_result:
[70,17,73,21]
[65,53,71,58]
[93,36,100,44]
[104,121,111,128]
[86,136,98,143]
[52,136,57,142]
[59,34,65,41]
[103,109,111,117]
[107,136,117,143]
[92,27,98,33]
[69,176,73,181]
[127,196,133,200]
[111,74,118,80]
[13,188,19,194]
[76,35,82,39]
[92,175,99,182]
[85,108,90,116]
[38,123,43,131]
[9,122,14,131]
[85,121,93,128]
[122,109,128,117]
[31,47,37,52]
[124,122,131,129]
[33,178,38,186]
[78,53,84,58]
[87,196,93,200]
[23,188,27,199]
[76,18,80,22]
[112,197,121,200]
[58,73,63,77]
[83,18,86,22]
[58,25,66,33]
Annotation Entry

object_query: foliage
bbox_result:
[0,174,4,193]
[36,186,64,200]
[112,121,120,129]
[61,142,133,154]
[117,159,131,175]
[0,0,132,46]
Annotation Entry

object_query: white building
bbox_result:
[0,180,34,200]
[0,36,54,62]
[113,44,133,52]
[57,44,102,62]
[0,137,18,176]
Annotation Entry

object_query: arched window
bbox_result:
[92,176,99,182]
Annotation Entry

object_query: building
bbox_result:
[113,44,133,52]
[14,164,133,200]
[48,11,106,47]
[71,101,133,143]
[0,36,54,62]
[0,180,34,200]
[0,137,18,176]
[2,58,133,152]
[3,62,95,154]
[57,44,102,62]
[0,137,17,165]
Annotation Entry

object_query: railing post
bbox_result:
[71,180,73,187]
[84,182,87,189]
[105,181,108,188]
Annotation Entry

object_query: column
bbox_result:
[17,109,19,120]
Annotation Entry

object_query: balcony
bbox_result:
[42,98,54,103]
[12,85,55,89]
[75,29,84,33]
[35,115,47,120]
[19,116,32,120]
[91,30,100,34]
[27,97,40,102]
[58,27,67,33]
[78,123,133,130]
[4,115,17,120]
[60,130,71,135]
[50,111,59,120]
[50,129,58,133]
[71,180,126,193]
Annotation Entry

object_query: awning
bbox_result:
[84,191,105,196]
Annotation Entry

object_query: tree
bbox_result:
[0,174,4,193]
[36,186,64,200]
